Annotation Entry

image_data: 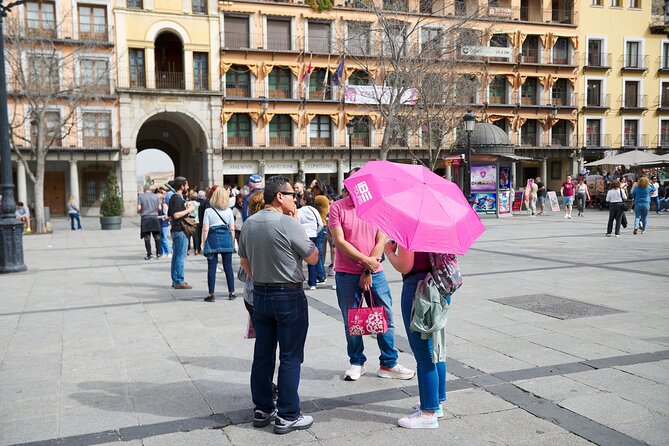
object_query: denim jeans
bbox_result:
[171,231,188,285]
[160,226,171,255]
[69,213,81,230]
[306,236,318,287]
[335,271,398,368]
[251,285,309,421]
[651,196,660,213]
[401,273,447,411]
[315,229,327,281]
[634,203,650,231]
[207,252,235,294]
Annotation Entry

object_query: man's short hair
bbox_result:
[17,201,24,207]
[173,176,187,190]
[264,176,290,204]
[143,184,152,191]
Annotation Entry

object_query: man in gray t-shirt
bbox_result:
[238,176,318,435]
[137,185,162,260]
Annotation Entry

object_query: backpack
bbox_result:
[428,252,463,297]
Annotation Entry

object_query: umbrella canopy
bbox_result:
[634,155,669,167]
[343,161,485,255]
[584,150,664,167]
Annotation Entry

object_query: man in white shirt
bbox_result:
[650,176,661,214]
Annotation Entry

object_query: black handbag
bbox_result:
[619,190,629,212]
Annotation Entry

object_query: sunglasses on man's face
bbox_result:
[279,191,296,197]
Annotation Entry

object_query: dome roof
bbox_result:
[469,122,513,147]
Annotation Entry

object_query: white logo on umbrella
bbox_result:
[354,181,373,204]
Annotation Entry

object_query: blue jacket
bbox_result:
[632,185,655,205]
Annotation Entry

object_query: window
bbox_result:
[192,0,206,14]
[384,22,407,57]
[455,0,466,15]
[551,120,569,146]
[423,73,445,103]
[630,0,640,7]
[308,22,331,54]
[421,120,444,148]
[82,171,107,206]
[227,114,251,146]
[226,66,251,97]
[348,70,371,86]
[521,35,540,63]
[28,54,59,88]
[267,18,291,51]
[224,16,250,49]
[82,112,111,147]
[456,29,480,58]
[586,119,601,146]
[25,1,55,37]
[521,120,538,145]
[129,49,145,87]
[625,41,641,68]
[384,0,408,11]
[661,121,669,147]
[421,28,443,58]
[552,37,569,64]
[309,69,331,100]
[490,34,510,62]
[31,111,61,147]
[309,116,332,146]
[623,81,639,108]
[80,58,109,92]
[551,161,562,180]
[521,78,539,105]
[78,5,108,41]
[586,79,602,106]
[269,115,292,146]
[420,0,433,13]
[349,116,370,146]
[611,0,621,6]
[661,82,669,108]
[552,78,570,106]
[663,42,669,69]
[587,39,604,66]
[127,0,142,8]
[456,75,478,104]
[623,119,638,146]
[268,68,292,99]
[488,76,507,104]
[592,0,602,5]
[348,22,370,56]
[193,52,208,90]
[493,118,508,133]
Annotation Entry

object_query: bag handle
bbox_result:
[210,207,230,229]
[356,290,378,309]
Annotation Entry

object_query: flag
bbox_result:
[332,56,345,87]
[299,55,313,85]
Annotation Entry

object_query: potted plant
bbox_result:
[99,170,124,230]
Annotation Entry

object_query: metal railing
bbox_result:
[10,20,114,44]
[549,7,575,24]
[658,95,669,109]
[550,50,577,66]
[622,54,648,70]
[193,73,209,91]
[309,137,332,147]
[227,136,252,146]
[550,132,574,147]
[520,48,541,64]
[620,133,648,148]
[660,134,669,147]
[584,133,611,147]
[552,92,576,107]
[580,93,611,108]
[520,133,540,146]
[83,136,112,148]
[585,52,612,68]
[78,24,110,42]
[155,71,185,90]
[519,5,543,22]
[308,88,333,100]
[268,88,292,99]
[306,36,334,54]
[269,136,292,146]
[226,85,251,97]
[128,70,146,88]
[487,94,510,105]
[619,94,647,109]
[266,32,295,51]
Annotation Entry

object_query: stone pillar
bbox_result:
[540,158,547,182]
[298,159,306,183]
[510,162,517,189]
[184,51,193,90]
[445,165,452,182]
[69,161,79,204]
[16,161,27,205]
[571,157,578,177]
[146,48,155,89]
[258,160,266,178]
[121,147,138,217]
[211,151,223,186]
[337,159,345,193]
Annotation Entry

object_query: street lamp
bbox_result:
[0,0,28,273]
[346,121,354,171]
[462,110,476,202]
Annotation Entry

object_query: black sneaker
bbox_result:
[204,295,215,302]
[273,414,313,435]
[144,255,153,260]
[253,408,277,428]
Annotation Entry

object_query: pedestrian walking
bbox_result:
[187,190,201,255]
[310,180,331,283]
[137,185,162,260]
[168,176,195,289]
[605,179,627,237]
[535,177,546,215]
[238,176,319,435]
[384,243,447,429]
[527,179,538,216]
[297,192,323,290]
[157,189,171,257]
[201,187,236,302]
[560,175,576,219]
[329,170,415,382]
[659,181,669,212]
[575,177,590,217]
[650,176,661,214]
[67,195,82,230]
[631,176,656,235]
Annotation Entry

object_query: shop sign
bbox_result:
[265,161,298,174]
[461,46,513,58]
[304,161,337,173]
[225,162,257,174]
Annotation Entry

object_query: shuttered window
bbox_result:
[267,18,291,51]
[308,22,331,53]
[224,16,249,49]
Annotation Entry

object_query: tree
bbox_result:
[100,170,123,217]
[4,11,114,233]
[341,0,493,170]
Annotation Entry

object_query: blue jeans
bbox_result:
[207,252,235,294]
[307,237,318,287]
[69,212,81,230]
[316,229,327,281]
[335,271,398,368]
[634,203,650,231]
[651,196,660,213]
[171,231,188,285]
[160,226,171,255]
[401,273,448,411]
[251,285,309,421]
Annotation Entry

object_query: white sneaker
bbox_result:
[567,215,572,219]
[217,265,224,273]
[273,414,313,434]
[564,214,569,219]
[377,364,415,380]
[331,284,337,290]
[328,267,335,276]
[398,410,438,429]
[309,286,316,290]
[413,402,444,418]
[344,364,366,381]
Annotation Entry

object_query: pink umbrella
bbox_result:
[343,161,485,255]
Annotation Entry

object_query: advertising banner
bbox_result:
[547,191,560,212]
[498,190,511,214]
[344,85,417,105]
[499,166,511,189]
[471,165,497,192]
[471,193,497,214]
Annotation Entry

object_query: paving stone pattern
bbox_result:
[0,210,668,446]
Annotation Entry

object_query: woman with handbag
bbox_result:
[201,187,236,302]
[383,242,448,429]
[605,179,627,237]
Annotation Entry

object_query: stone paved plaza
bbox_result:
[1,209,668,446]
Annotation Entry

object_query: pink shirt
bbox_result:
[328,196,383,274]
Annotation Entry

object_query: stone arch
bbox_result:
[145,20,192,45]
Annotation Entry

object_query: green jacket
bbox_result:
[410,274,450,363]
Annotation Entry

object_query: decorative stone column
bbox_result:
[540,158,547,182]
[69,161,79,204]
[571,157,578,177]
[16,161,27,205]
[121,147,138,217]
[337,159,345,193]
[298,160,306,183]
[510,162,517,189]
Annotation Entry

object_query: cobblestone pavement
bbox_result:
[1,209,668,446]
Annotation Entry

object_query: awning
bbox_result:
[499,154,534,161]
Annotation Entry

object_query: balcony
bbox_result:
[223,31,252,50]
[550,50,577,66]
[657,96,669,112]
[519,1,543,22]
[520,48,541,64]
[659,134,669,148]
[83,136,112,148]
[351,135,370,147]
[193,73,209,91]
[155,71,184,90]
[268,88,292,99]
[307,36,333,54]
[619,95,648,111]
[548,7,575,24]
[308,88,333,100]
[310,137,332,147]
[226,85,251,98]
[550,132,574,147]
[622,54,648,71]
[487,94,511,106]
[552,92,576,108]
[227,136,252,147]
[584,133,611,148]
[79,24,109,42]
[584,52,611,69]
[580,93,610,110]
[269,136,292,146]
[520,133,540,147]
[128,69,146,88]
[620,134,649,148]
[8,20,114,45]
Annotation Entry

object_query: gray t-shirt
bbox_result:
[137,192,161,217]
[238,209,315,284]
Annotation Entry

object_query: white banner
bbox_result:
[304,161,337,173]
[344,85,417,105]
[461,46,514,58]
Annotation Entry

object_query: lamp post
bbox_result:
[346,121,354,171]
[0,0,28,273]
[462,111,476,202]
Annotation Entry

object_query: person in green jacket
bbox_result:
[384,241,450,430]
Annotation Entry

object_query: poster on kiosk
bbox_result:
[471,165,497,215]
